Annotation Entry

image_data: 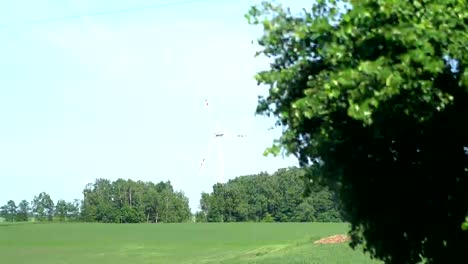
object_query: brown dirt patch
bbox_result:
[313,234,351,244]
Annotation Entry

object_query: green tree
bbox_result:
[312,188,342,222]
[262,212,274,222]
[0,206,6,221]
[195,211,207,223]
[66,199,81,221]
[55,199,68,222]
[0,200,17,222]
[199,167,342,223]
[172,191,191,223]
[81,183,98,222]
[293,197,316,222]
[32,192,55,221]
[16,200,30,222]
[247,1,468,263]
[81,178,190,223]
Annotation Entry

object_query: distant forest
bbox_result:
[197,167,344,223]
[1,167,344,223]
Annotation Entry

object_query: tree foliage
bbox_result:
[1,197,77,222]
[32,192,55,222]
[66,199,81,221]
[17,200,30,222]
[198,167,344,222]
[81,179,191,223]
[247,0,468,263]
[55,199,68,222]
[0,200,17,222]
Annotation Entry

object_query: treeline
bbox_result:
[81,179,191,223]
[196,167,344,222]
[2,168,344,224]
[0,193,80,222]
[0,179,191,224]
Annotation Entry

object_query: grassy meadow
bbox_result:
[0,222,381,264]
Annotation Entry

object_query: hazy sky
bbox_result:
[0,0,309,212]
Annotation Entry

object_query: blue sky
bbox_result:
[0,0,308,212]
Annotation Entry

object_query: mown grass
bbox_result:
[0,222,381,264]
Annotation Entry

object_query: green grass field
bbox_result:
[0,222,381,264]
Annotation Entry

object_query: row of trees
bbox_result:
[2,171,342,224]
[1,180,191,224]
[196,167,344,222]
[0,193,80,222]
[81,179,191,223]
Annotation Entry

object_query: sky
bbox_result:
[0,0,309,212]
